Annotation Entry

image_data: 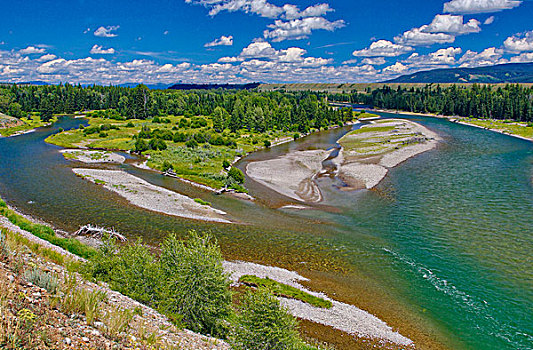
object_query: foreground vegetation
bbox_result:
[1,204,325,349]
[83,231,323,349]
[0,227,229,349]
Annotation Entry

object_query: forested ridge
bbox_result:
[0,84,346,133]
[330,84,533,122]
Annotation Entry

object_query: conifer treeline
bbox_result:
[0,84,344,133]
[329,84,533,122]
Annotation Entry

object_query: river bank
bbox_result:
[372,108,533,142]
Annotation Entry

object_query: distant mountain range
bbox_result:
[386,62,533,84]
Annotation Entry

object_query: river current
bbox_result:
[0,113,531,350]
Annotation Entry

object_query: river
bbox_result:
[0,113,531,350]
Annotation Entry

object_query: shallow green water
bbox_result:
[0,115,531,349]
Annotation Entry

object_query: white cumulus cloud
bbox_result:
[263,17,345,42]
[484,15,495,24]
[504,30,533,53]
[352,40,413,57]
[19,46,46,54]
[510,52,533,63]
[36,54,57,62]
[423,15,481,34]
[90,45,116,54]
[458,47,506,67]
[443,0,521,14]
[205,35,234,47]
[94,26,120,38]
[395,26,456,46]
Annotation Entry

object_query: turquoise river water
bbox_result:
[0,113,531,350]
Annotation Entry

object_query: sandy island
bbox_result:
[224,261,413,347]
[246,118,439,202]
[337,119,439,189]
[61,149,126,163]
[73,168,231,223]
[246,150,329,202]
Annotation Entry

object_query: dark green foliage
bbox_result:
[230,288,301,350]
[162,161,173,172]
[151,128,174,140]
[98,131,108,138]
[263,140,271,148]
[222,159,230,169]
[293,133,300,140]
[126,121,135,127]
[158,232,232,337]
[1,84,346,132]
[134,138,149,152]
[83,126,100,135]
[173,132,187,143]
[185,139,198,148]
[149,138,167,151]
[228,167,245,184]
[138,125,151,139]
[336,84,533,122]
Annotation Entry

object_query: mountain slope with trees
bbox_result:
[386,63,533,84]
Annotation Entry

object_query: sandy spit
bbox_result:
[246,150,329,202]
[60,149,126,164]
[73,168,231,223]
[223,261,413,347]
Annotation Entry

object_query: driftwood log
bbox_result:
[74,224,127,242]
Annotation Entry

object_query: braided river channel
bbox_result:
[0,112,531,349]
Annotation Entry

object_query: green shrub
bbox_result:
[107,239,159,306]
[149,138,167,151]
[222,159,230,169]
[161,161,173,172]
[135,138,149,152]
[228,167,245,184]
[185,139,198,148]
[158,231,233,337]
[263,140,271,148]
[230,288,301,350]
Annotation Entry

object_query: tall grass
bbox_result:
[0,199,96,259]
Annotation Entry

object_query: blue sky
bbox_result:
[1,0,532,84]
